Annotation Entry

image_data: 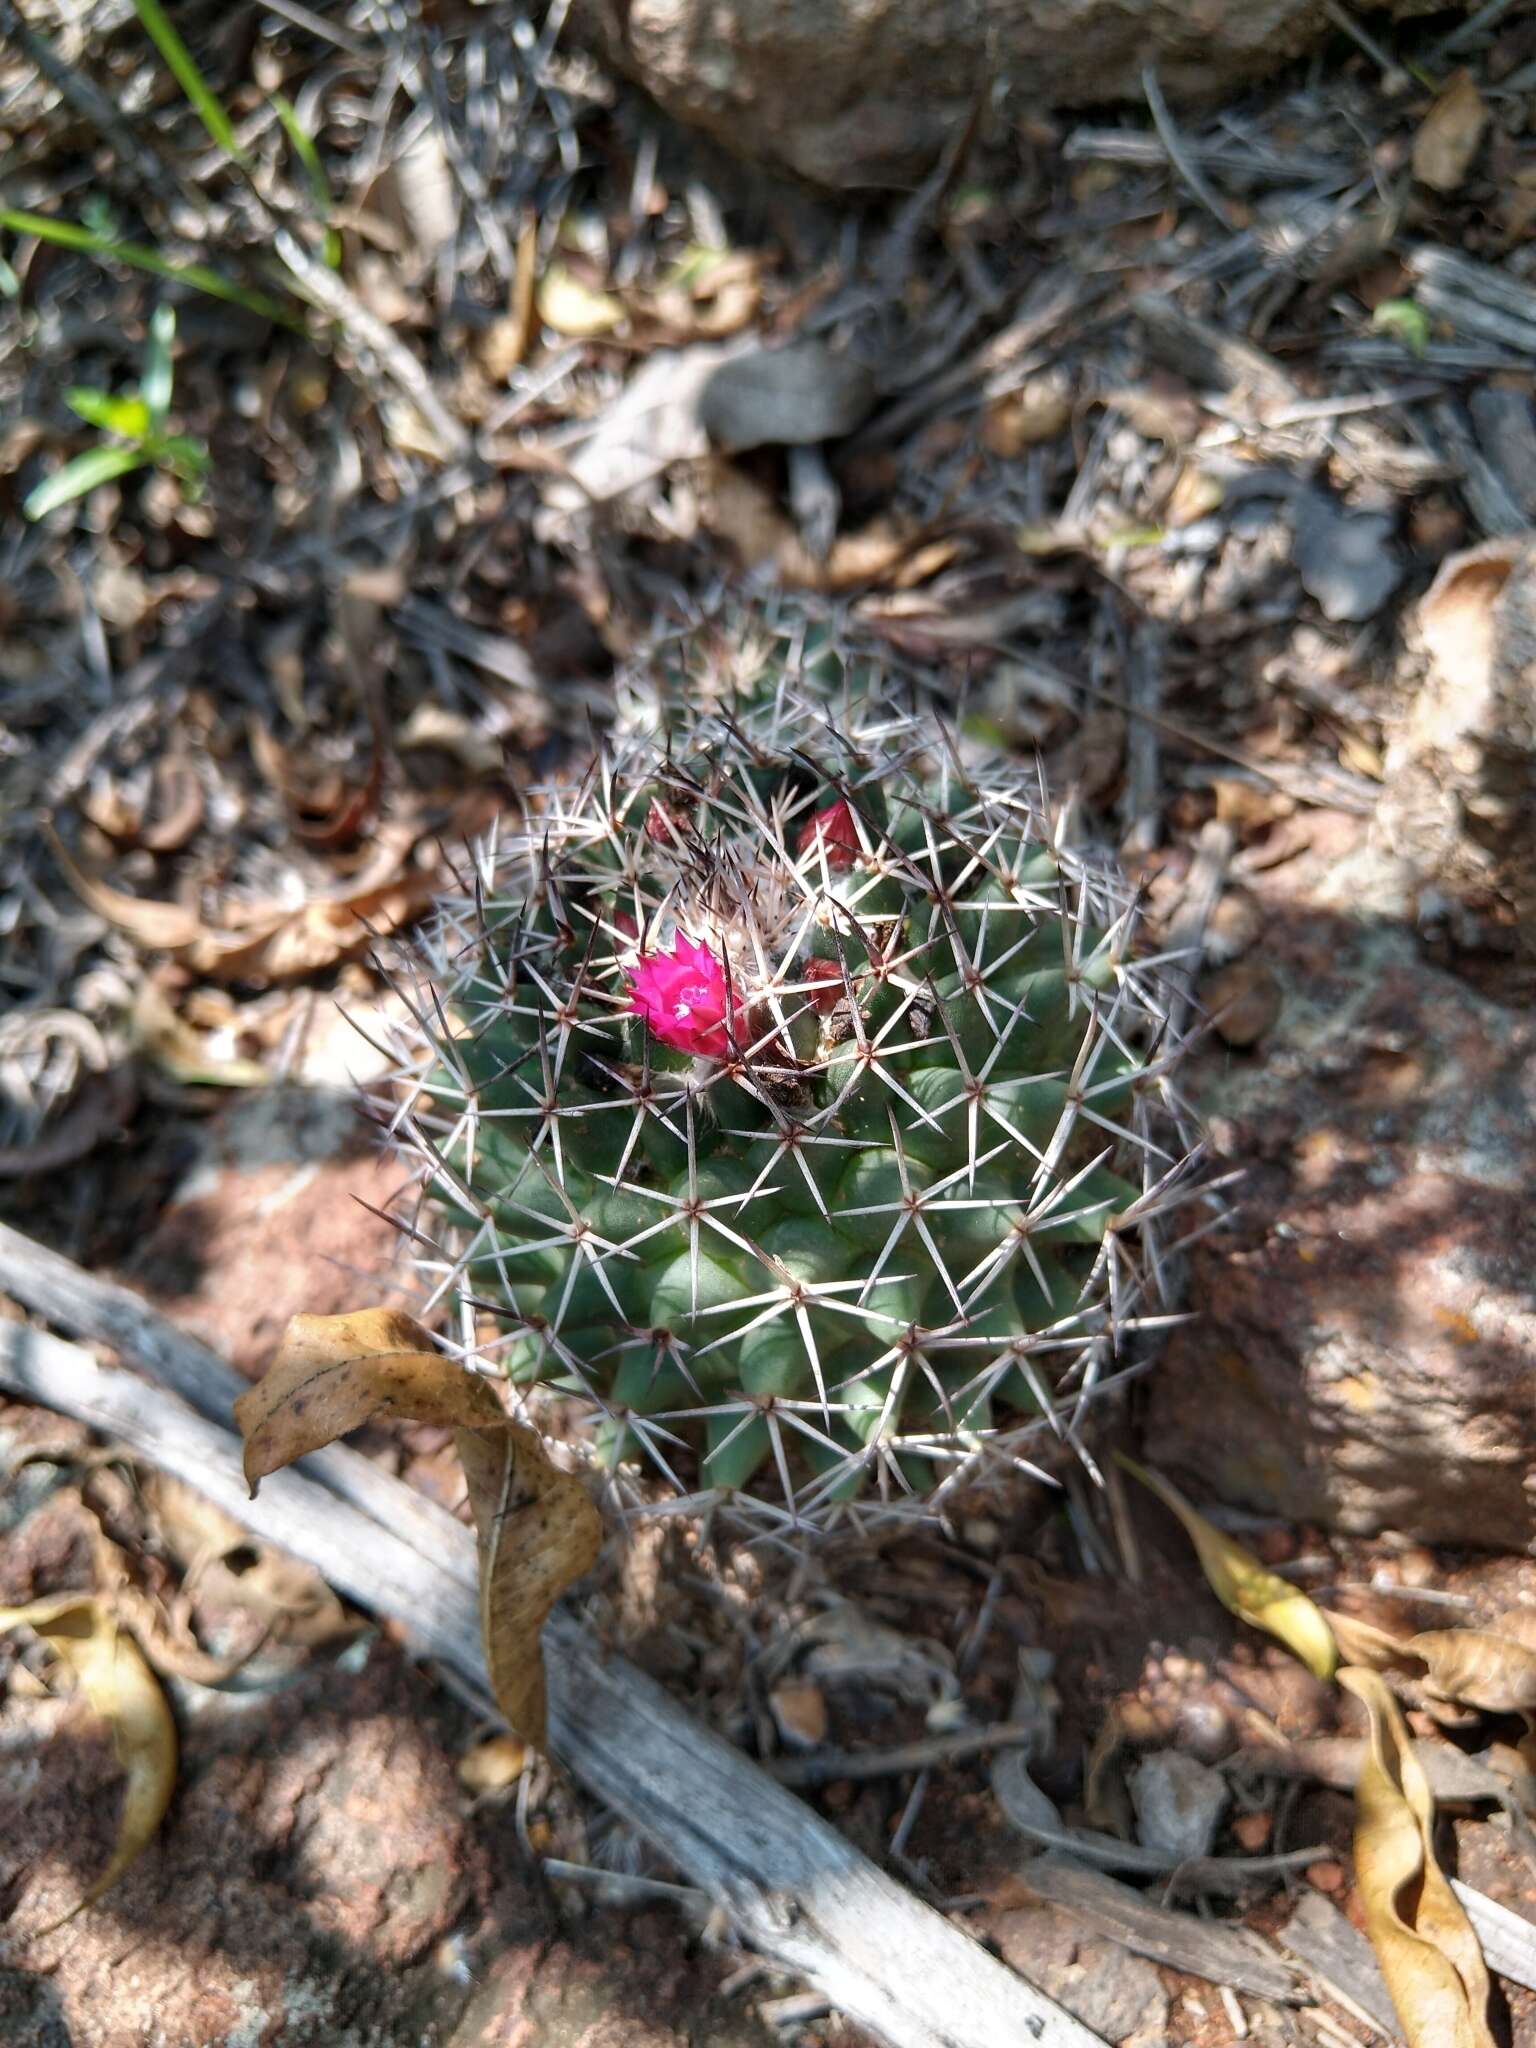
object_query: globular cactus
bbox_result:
[396,669,1197,1532]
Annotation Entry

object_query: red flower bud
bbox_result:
[797,797,860,871]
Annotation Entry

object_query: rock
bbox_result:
[1130,1750,1228,1862]
[1145,827,1536,1548]
[571,0,1435,189]
[991,1902,1170,2045]
[1291,487,1404,623]
[698,342,875,452]
[1378,534,1536,947]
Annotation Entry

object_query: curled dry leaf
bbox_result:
[0,1595,177,1931]
[1409,1629,1536,1716]
[47,824,439,982]
[235,1308,602,1746]
[1117,1454,1337,1681]
[1340,1666,1496,2048]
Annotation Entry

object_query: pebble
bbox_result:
[1232,1810,1274,1852]
[1305,1860,1346,1893]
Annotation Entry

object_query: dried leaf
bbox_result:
[457,1731,528,1794]
[699,456,910,593]
[48,824,438,982]
[1410,1630,1536,1715]
[236,1309,602,1745]
[456,1418,602,1748]
[1117,1454,1337,1680]
[537,262,624,338]
[1324,1609,1420,1673]
[1340,1666,1496,2048]
[1413,71,1490,195]
[0,1595,176,1929]
[133,984,269,1087]
[234,1307,504,1486]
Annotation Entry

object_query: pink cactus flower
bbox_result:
[797,797,860,871]
[628,935,735,1057]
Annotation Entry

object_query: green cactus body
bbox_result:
[407,684,1190,1528]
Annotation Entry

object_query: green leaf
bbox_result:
[1371,298,1431,358]
[0,210,297,326]
[140,302,176,423]
[131,0,246,163]
[24,444,147,520]
[65,387,152,441]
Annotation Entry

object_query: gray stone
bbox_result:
[698,341,875,452]
[1130,1751,1228,1863]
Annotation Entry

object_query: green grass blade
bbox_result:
[272,93,331,214]
[0,210,298,326]
[140,302,176,422]
[24,443,147,520]
[131,0,246,163]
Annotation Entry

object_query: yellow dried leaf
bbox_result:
[537,262,623,339]
[1341,1666,1496,2048]
[0,1596,176,1929]
[237,1308,602,1746]
[1117,1454,1337,1680]
[1409,1629,1536,1715]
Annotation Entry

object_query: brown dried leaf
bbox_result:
[1340,1666,1495,2048]
[1413,70,1490,195]
[455,1419,602,1749]
[0,1595,176,1930]
[1409,1629,1536,1715]
[237,1309,601,1745]
[1324,1609,1421,1673]
[234,1308,504,1487]
[48,825,438,982]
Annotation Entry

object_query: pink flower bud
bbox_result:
[801,958,845,1014]
[797,797,859,871]
[627,935,735,1057]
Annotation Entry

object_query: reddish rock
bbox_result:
[1147,876,1536,1549]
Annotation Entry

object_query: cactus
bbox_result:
[395,666,1198,1532]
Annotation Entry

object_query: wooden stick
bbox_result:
[0,1244,1104,2048]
